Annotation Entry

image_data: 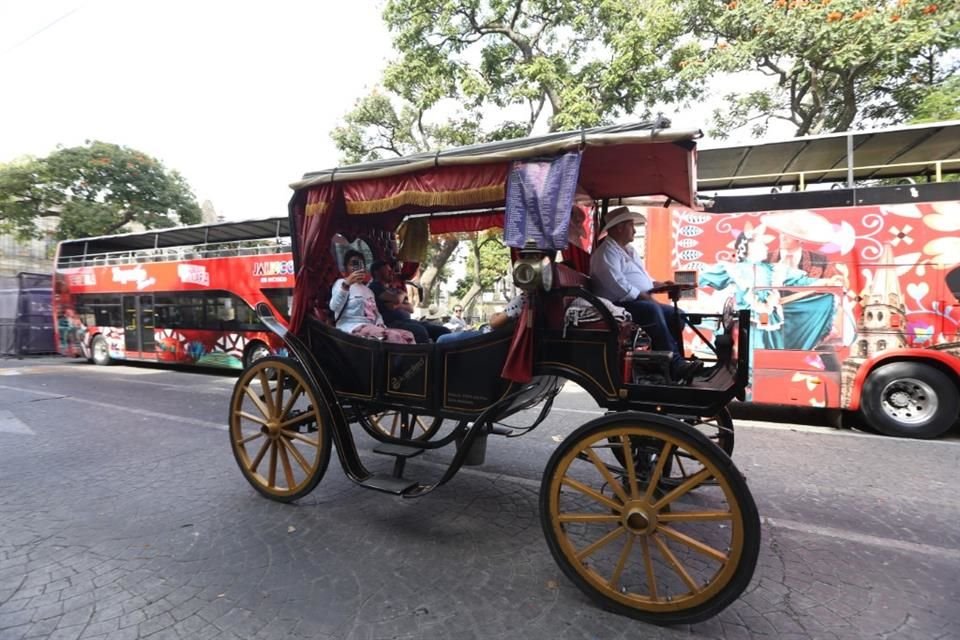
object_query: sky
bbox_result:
[0,0,394,222]
[0,1,789,225]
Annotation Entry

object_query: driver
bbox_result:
[589,207,702,381]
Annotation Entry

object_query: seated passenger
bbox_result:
[436,293,525,343]
[589,207,702,381]
[369,260,450,343]
[330,250,415,344]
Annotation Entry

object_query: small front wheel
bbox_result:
[540,413,760,625]
[91,335,112,366]
[861,361,958,439]
[229,357,332,502]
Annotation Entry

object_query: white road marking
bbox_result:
[0,410,34,434]
[0,384,227,431]
[766,517,960,562]
[414,458,960,561]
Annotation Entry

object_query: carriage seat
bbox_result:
[545,263,629,333]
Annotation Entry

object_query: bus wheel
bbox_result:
[861,361,958,439]
[228,357,332,502]
[91,335,112,366]
[365,411,443,442]
[243,341,272,369]
[541,414,760,625]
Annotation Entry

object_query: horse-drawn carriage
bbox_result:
[228,120,760,625]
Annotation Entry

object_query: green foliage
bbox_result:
[686,0,960,136]
[911,74,960,122]
[379,0,697,135]
[0,141,201,240]
[452,230,510,298]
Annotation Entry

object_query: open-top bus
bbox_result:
[54,217,293,369]
[638,119,960,439]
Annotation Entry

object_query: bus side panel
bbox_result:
[648,198,960,411]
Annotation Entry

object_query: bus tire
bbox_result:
[861,361,958,439]
[91,335,112,366]
[243,341,272,369]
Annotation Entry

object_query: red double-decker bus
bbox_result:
[54,217,293,369]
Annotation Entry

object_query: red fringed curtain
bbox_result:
[342,164,508,215]
[290,184,337,334]
[429,211,504,235]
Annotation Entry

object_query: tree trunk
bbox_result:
[417,238,459,308]
[457,283,483,316]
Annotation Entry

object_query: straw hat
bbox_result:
[600,206,646,234]
[762,210,835,243]
[423,305,444,321]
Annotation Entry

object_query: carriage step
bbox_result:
[489,425,513,436]
[359,474,420,495]
[372,443,424,458]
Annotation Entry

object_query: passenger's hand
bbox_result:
[345,270,366,286]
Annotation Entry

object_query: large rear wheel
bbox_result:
[365,410,443,442]
[229,357,332,502]
[541,413,760,625]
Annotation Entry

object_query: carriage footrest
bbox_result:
[489,425,513,436]
[359,474,420,495]
[372,443,424,458]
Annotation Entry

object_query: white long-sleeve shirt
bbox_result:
[329,278,384,334]
[589,238,653,303]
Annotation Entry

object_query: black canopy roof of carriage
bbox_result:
[697,119,960,191]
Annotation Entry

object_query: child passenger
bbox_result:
[329,250,416,344]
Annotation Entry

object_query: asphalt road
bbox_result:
[1,357,958,640]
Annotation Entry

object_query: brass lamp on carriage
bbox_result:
[511,240,554,292]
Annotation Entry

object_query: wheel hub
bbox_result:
[880,377,937,425]
[622,503,656,535]
[888,390,911,409]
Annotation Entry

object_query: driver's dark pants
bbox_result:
[620,299,685,362]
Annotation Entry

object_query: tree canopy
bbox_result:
[0,141,201,240]
[686,0,959,137]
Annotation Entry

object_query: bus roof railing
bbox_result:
[697,119,960,191]
[56,216,290,260]
[56,238,292,269]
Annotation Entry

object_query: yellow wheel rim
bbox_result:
[368,411,437,440]
[229,360,326,498]
[547,425,745,612]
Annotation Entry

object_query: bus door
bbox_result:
[123,295,156,354]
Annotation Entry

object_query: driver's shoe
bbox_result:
[670,358,703,384]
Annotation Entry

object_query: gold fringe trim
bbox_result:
[305,201,330,217]
[345,184,505,216]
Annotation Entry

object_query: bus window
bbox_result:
[261,288,293,320]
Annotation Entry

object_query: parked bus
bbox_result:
[54,217,293,370]
[636,120,960,439]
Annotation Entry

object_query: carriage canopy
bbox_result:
[286,119,702,333]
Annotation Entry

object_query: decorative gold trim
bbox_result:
[440,336,513,411]
[384,353,429,398]
[540,339,616,395]
[325,333,376,399]
[305,201,329,216]
[346,184,505,215]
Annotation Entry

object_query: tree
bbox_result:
[0,141,201,240]
[333,1,697,306]
[452,229,511,311]
[685,0,960,137]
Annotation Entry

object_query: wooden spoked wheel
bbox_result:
[611,409,734,491]
[367,410,443,442]
[229,357,331,502]
[541,415,759,625]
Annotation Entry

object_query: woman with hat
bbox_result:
[590,206,702,382]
